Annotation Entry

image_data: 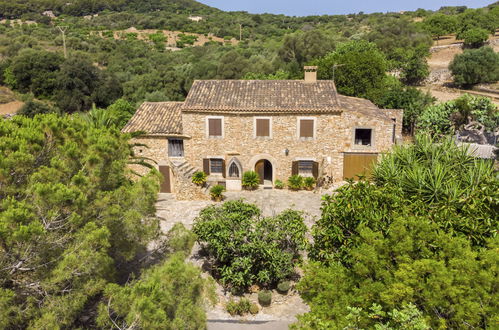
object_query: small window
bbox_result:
[210,159,223,174]
[355,129,373,146]
[208,118,222,137]
[256,118,270,137]
[228,162,240,178]
[300,119,314,138]
[298,161,314,177]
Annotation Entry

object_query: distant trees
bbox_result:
[314,40,388,100]
[449,47,499,87]
[461,28,490,48]
[422,13,458,40]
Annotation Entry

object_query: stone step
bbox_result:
[176,161,190,171]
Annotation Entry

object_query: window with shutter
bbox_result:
[207,117,223,137]
[255,118,270,137]
[298,161,314,177]
[299,119,315,139]
[210,159,223,174]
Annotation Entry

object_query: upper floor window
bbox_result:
[207,116,223,138]
[255,117,271,138]
[355,128,373,146]
[298,118,315,139]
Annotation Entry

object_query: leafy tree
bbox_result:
[422,13,458,40]
[399,45,430,85]
[456,8,497,39]
[461,28,490,48]
[314,40,388,100]
[192,200,307,292]
[18,98,55,117]
[216,50,249,79]
[0,114,160,328]
[449,47,499,87]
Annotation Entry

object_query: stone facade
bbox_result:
[182,109,402,185]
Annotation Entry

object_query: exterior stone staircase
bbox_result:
[170,159,212,198]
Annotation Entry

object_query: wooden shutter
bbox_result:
[312,162,319,179]
[208,118,222,136]
[300,120,314,138]
[292,161,299,176]
[256,119,270,137]
[222,159,226,178]
[203,158,210,174]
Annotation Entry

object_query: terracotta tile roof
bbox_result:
[183,80,343,113]
[122,102,183,135]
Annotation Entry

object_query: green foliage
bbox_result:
[461,28,490,48]
[210,184,225,201]
[258,290,272,306]
[243,70,291,80]
[249,303,259,315]
[18,98,55,117]
[226,298,252,316]
[274,179,284,189]
[277,281,291,294]
[192,171,207,186]
[98,253,213,330]
[242,170,260,190]
[303,177,316,190]
[165,223,196,256]
[422,13,458,39]
[192,201,307,292]
[176,33,198,48]
[417,94,499,135]
[314,40,388,100]
[288,175,304,190]
[0,114,160,328]
[450,47,499,87]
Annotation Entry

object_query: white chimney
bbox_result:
[304,66,318,83]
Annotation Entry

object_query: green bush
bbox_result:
[210,184,225,201]
[277,281,291,294]
[242,171,260,190]
[449,46,499,87]
[274,179,284,189]
[226,298,252,316]
[303,177,316,190]
[192,201,307,292]
[287,175,303,190]
[461,28,489,48]
[165,223,196,256]
[192,171,207,186]
[258,291,272,307]
[298,134,498,329]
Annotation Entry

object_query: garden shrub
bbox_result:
[298,135,498,329]
[165,223,196,256]
[274,179,284,189]
[277,281,291,294]
[192,201,307,292]
[210,184,225,201]
[191,171,207,186]
[287,175,303,190]
[249,303,259,315]
[242,171,260,190]
[258,290,272,307]
[303,177,316,190]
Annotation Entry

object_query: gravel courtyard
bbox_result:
[155,189,329,329]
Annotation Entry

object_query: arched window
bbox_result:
[228,162,240,178]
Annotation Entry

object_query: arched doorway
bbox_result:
[255,159,273,185]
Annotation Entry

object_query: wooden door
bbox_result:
[255,160,265,185]
[159,165,171,193]
[343,153,378,180]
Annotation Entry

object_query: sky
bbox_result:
[198,0,494,16]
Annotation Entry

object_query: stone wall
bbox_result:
[182,110,400,183]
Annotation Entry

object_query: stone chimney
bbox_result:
[304,66,318,83]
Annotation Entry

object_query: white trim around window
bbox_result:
[205,116,225,139]
[297,117,317,140]
[253,116,273,139]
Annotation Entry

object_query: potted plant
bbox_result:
[210,184,225,202]
[258,290,272,307]
[242,171,260,190]
[192,171,207,186]
[303,177,316,191]
[287,175,303,191]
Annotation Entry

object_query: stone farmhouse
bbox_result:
[123,67,403,194]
